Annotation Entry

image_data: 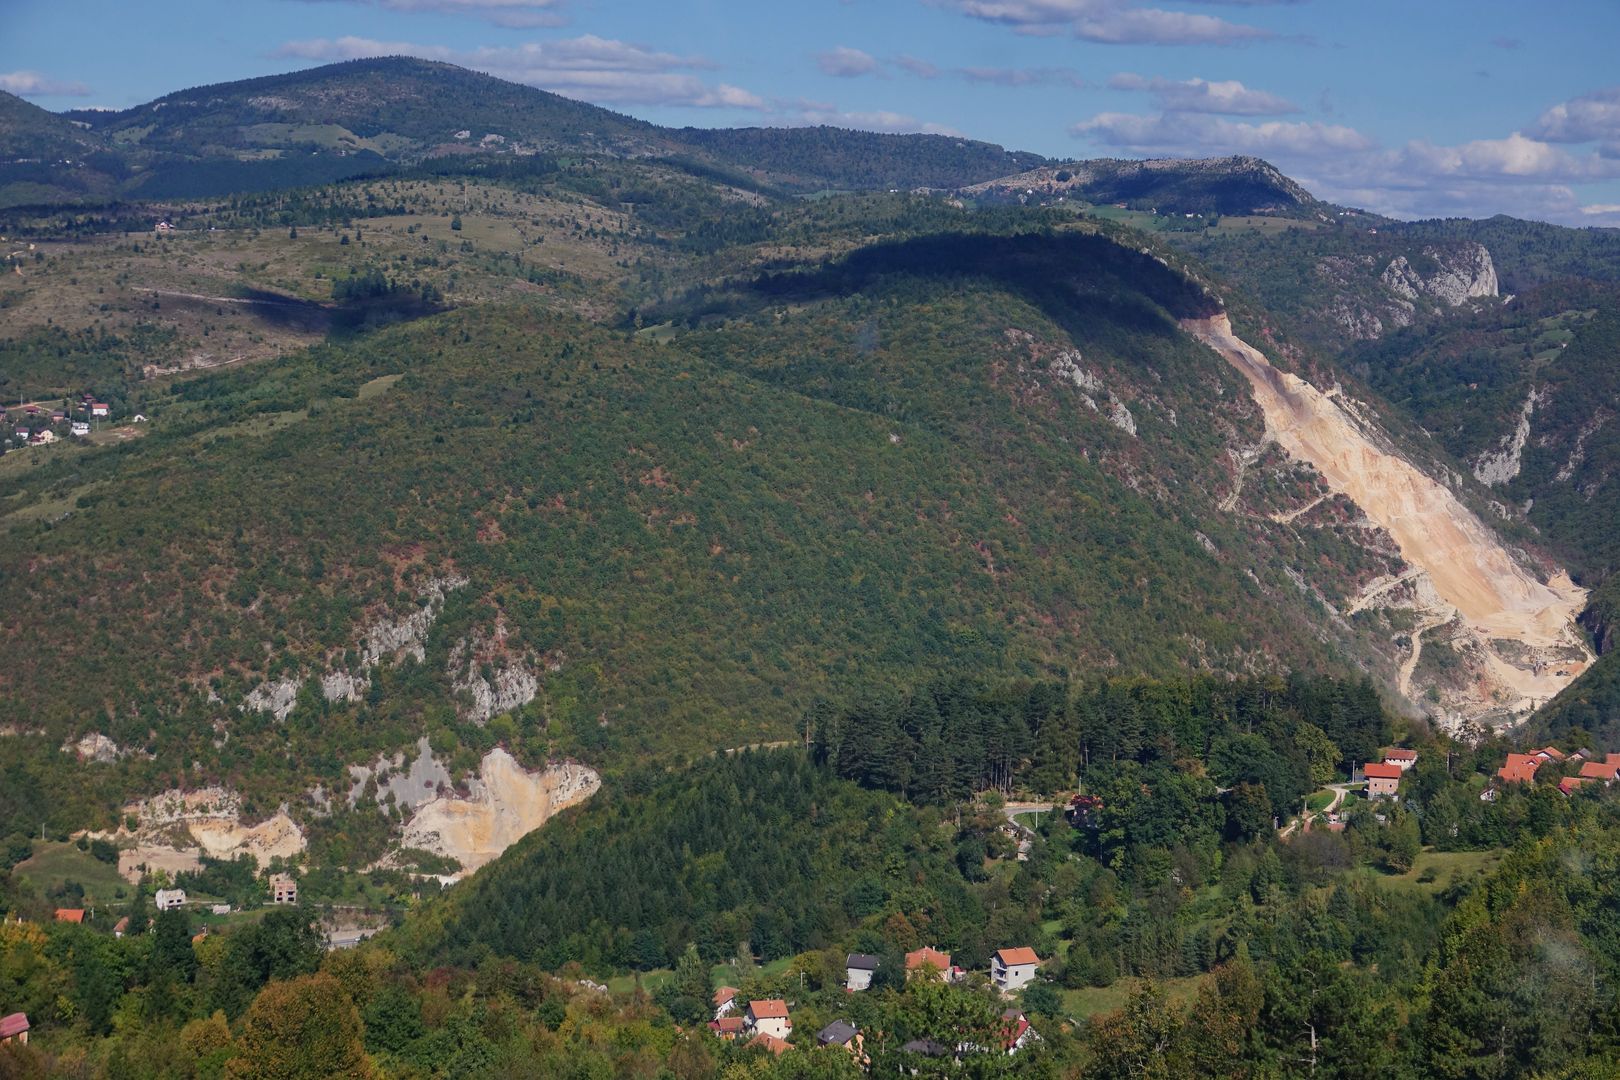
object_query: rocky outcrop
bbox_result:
[119,785,307,867]
[242,677,301,721]
[1380,243,1498,308]
[358,575,466,667]
[1473,386,1541,487]
[61,732,137,763]
[401,752,600,874]
[1321,243,1499,342]
[1048,348,1138,438]
[346,735,453,811]
[448,623,541,724]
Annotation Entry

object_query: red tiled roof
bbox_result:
[1363,763,1403,780]
[747,1033,792,1055]
[906,946,953,971]
[1384,748,1417,760]
[1497,754,1541,784]
[1560,777,1589,795]
[709,1017,745,1035]
[54,908,85,923]
[713,986,737,1006]
[1579,761,1620,781]
[0,1013,29,1040]
[747,999,790,1020]
[995,947,1040,967]
[1538,746,1566,761]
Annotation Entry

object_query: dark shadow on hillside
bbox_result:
[654,231,1223,340]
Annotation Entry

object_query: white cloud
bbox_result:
[1395,132,1620,183]
[1074,110,1372,156]
[816,46,881,77]
[0,70,92,97]
[295,0,567,29]
[1108,73,1297,115]
[777,98,963,136]
[930,0,1275,45]
[1531,86,1620,147]
[275,35,765,109]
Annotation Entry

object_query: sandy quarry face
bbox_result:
[402,750,600,876]
[112,786,308,880]
[1185,314,1592,726]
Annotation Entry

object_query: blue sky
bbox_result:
[3,0,1619,224]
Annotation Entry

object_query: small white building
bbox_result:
[90,403,109,418]
[155,888,187,911]
[70,421,90,436]
[845,953,880,992]
[1383,748,1418,772]
[712,986,738,1021]
[211,904,231,916]
[744,999,792,1041]
[991,947,1041,992]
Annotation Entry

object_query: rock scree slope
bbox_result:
[1184,313,1591,726]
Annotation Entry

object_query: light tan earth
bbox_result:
[1185,313,1592,725]
[402,751,600,876]
[118,844,202,885]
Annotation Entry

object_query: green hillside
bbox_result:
[0,218,1412,839]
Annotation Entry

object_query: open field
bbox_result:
[11,841,131,906]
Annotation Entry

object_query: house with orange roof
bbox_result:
[991,947,1041,992]
[1534,746,1566,764]
[747,1032,792,1056]
[53,908,85,924]
[905,946,962,983]
[707,1016,746,1040]
[1559,777,1590,797]
[744,999,792,1041]
[712,986,738,1020]
[1497,754,1541,785]
[1363,762,1403,798]
[1579,760,1620,783]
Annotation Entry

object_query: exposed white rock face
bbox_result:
[121,786,306,865]
[243,677,301,721]
[321,671,369,703]
[1474,386,1541,487]
[1380,244,1499,308]
[347,735,453,811]
[1050,349,1138,437]
[453,660,539,725]
[62,732,131,763]
[359,576,466,667]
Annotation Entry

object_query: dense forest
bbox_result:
[8,668,1620,1077]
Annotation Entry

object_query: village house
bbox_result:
[817,1019,863,1058]
[1382,748,1418,772]
[0,1012,29,1046]
[905,946,963,983]
[712,986,738,1020]
[54,908,85,924]
[113,917,129,938]
[991,947,1041,992]
[747,1032,792,1056]
[269,873,298,905]
[1578,759,1620,784]
[90,402,109,418]
[744,999,792,1041]
[1363,762,1403,798]
[707,1016,745,1040]
[1002,1009,1038,1054]
[29,429,55,445]
[71,421,90,437]
[155,888,187,911]
[1497,753,1541,785]
[1559,777,1589,797]
[845,953,880,992]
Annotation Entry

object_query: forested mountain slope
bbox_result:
[0,222,1422,843]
